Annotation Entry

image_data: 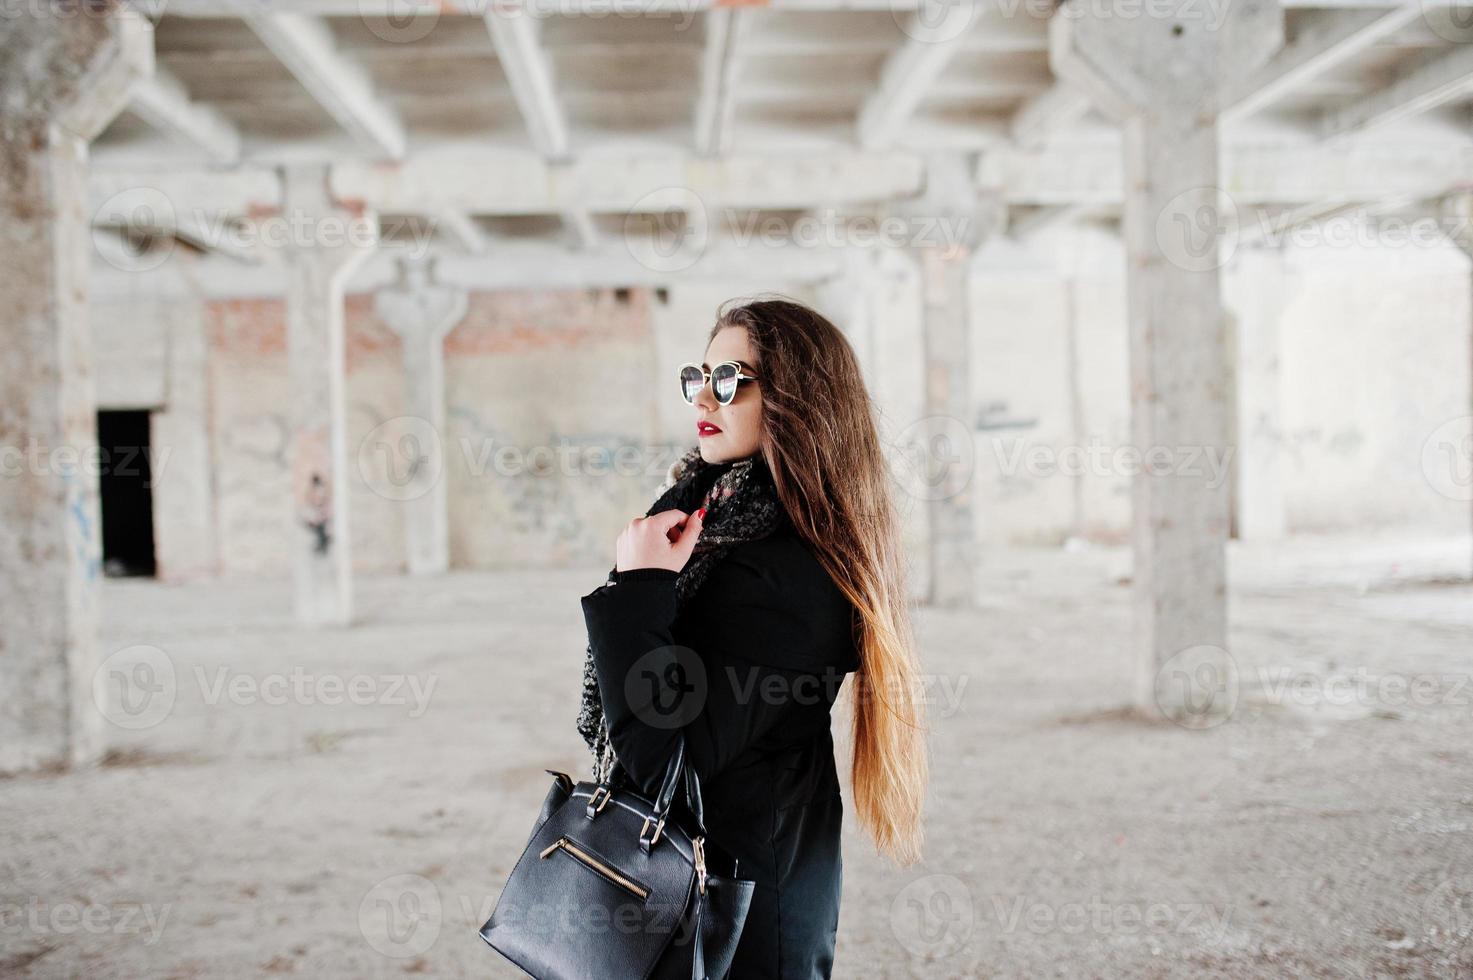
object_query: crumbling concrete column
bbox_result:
[820,246,934,603]
[0,7,152,774]
[1438,192,1473,581]
[154,279,218,581]
[815,247,880,379]
[1051,1,1284,720]
[374,257,467,576]
[918,242,978,607]
[1225,246,1291,541]
[280,165,377,625]
[900,154,1004,607]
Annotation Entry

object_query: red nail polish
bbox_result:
[696,508,706,520]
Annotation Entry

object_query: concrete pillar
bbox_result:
[1439,192,1473,580]
[817,247,934,603]
[919,243,978,607]
[154,280,219,581]
[374,258,467,576]
[280,165,378,625]
[872,249,930,604]
[815,247,880,380]
[818,246,940,603]
[889,154,1004,607]
[0,8,152,774]
[1051,3,1284,720]
[1225,246,1291,541]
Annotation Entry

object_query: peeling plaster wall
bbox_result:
[91,239,1470,579]
[202,288,663,577]
[1279,241,1471,534]
[443,287,662,569]
[969,228,1132,548]
[96,283,800,579]
[972,265,1084,547]
[93,287,216,582]
[205,295,405,577]
[967,229,1469,545]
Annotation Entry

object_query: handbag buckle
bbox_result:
[586,784,613,819]
[693,836,707,895]
[638,814,666,850]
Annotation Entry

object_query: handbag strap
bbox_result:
[601,745,713,980]
[605,740,707,839]
[691,879,709,980]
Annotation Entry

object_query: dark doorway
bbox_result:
[97,410,157,578]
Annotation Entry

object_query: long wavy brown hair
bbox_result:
[708,296,929,867]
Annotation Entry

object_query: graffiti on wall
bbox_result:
[445,403,683,563]
[292,426,334,559]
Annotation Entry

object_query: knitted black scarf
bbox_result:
[576,445,784,783]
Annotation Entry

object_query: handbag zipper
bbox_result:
[538,836,650,901]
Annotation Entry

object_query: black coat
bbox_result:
[580,511,860,980]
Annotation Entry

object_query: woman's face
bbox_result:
[692,326,762,464]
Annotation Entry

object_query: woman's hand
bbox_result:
[614,507,705,573]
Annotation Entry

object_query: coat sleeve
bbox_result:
[579,561,826,798]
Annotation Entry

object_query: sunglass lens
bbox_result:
[679,365,704,403]
[711,363,738,404]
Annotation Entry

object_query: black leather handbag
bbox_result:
[478,740,756,979]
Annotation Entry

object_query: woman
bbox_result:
[577,297,929,979]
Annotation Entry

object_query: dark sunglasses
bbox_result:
[678,361,760,406]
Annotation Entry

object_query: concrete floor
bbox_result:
[3,530,1471,979]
